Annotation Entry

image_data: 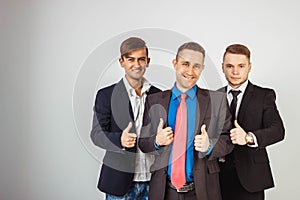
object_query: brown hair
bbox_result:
[120,37,148,58]
[176,42,205,60]
[223,44,250,61]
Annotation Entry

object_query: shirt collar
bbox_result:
[227,80,249,95]
[123,75,151,97]
[171,84,197,100]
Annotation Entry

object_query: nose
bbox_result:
[232,66,239,75]
[185,65,194,74]
[133,60,140,67]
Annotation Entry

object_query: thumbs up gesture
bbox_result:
[121,122,137,148]
[155,118,173,146]
[230,120,247,145]
[194,124,210,152]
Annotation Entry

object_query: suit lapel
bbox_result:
[238,82,254,123]
[195,87,210,135]
[161,90,172,126]
[111,79,135,131]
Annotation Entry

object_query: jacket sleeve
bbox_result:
[139,95,160,154]
[207,92,234,160]
[90,89,125,153]
[253,89,285,148]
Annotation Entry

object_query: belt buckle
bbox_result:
[176,183,193,193]
[177,187,188,193]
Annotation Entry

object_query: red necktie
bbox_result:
[171,93,187,190]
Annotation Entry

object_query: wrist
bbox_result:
[155,136,161,147]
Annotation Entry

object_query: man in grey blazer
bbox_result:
[139,42,233,200]
[219,44,285,200]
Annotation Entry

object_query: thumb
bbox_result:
[201,124,207,135]
[157,118,164,132]
[124,122,133,133]
[234,120,240,128]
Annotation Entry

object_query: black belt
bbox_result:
[167,180,195,193]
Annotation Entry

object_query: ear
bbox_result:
[147,57,150,64]
[172,59,177,69]
[249,62,252,72]
[222,63,225,73]
[119,57,124,68]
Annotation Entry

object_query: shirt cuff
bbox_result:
[247,132,258,147]
[205,139,213,155]
[154,140,161,150]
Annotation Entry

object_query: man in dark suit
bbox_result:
[139,42,234,200]
[90,37,161,199]
[219,44,285,200]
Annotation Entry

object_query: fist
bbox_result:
[230,120,247,145]
[121,122,137,148]
[194,124,210,152]
[155,118,173,146]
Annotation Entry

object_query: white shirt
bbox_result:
[123,76,154,182]
[226,80,258,147]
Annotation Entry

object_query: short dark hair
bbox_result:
[223,44,251,61]
[120,37,148,58]
[176,42,205,60]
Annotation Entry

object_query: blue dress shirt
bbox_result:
[154,84,212,183]
[167,85,197,182]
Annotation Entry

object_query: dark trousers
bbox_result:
[219,164,264,200]
[165,186,196,200]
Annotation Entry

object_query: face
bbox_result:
[173,49,204,92]
[119,48,150,82]
[222,53,251,89]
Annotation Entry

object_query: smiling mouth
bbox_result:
[132,67,143,72]
[183,75,194,80]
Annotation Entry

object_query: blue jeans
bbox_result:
[106,182,149,200]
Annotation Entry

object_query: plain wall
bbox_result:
[1,0,299,199]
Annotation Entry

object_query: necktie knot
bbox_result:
[230,90,241,98]
[181,93,187,101]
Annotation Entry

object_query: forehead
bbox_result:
[177,49,204,64]
[123,48,147,58]
[223,53,249,63]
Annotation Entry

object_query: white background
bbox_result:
[1,0,299,199]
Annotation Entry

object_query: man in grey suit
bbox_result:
[219,44,285,200]
[139,42,233,200]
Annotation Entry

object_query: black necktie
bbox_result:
[229,90,241,124]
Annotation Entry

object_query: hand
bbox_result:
[230,120,247,145]
[155,118,173,146]
[194,124,210,152]
[121,122,137,148]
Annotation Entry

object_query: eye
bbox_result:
[127,58,134,62]
[139,57,146,62]
[194,64,202,69]
[239,65,245,68]
[182,62,189,67]
[226,64,233,68]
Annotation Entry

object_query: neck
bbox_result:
[176,83,194,93]
[126,76,143,96]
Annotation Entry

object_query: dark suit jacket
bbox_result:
[139,86,234,200]
[90,79,161,196]
[219,81,285,192]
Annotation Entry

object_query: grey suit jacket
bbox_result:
[139,86,234,200]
